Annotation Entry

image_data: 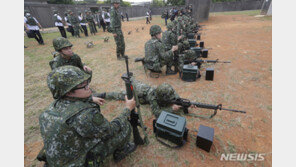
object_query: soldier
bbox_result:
[78,11,88,37]
[110,0,126,60]
[68,10,81,38]
[162,9,169,26]
[104,80,195,118]
[144,25,178,75]
[53,10,67,38]
[24,10,44,45]
[49,37,92,72]
[145,11,150,24]
[86,10,96,35]
[64,11,74,37]
[39,65,137,166]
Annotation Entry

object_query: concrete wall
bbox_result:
[210,0,263,12]
[186,0,211,22]
[261,0,272,15]
[24,3,150,28]
[266,2,272,15]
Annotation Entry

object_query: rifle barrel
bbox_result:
[221,108,246,113]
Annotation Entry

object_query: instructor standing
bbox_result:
[53,10,67,38]
[110,0,125,60]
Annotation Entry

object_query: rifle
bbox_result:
[170,98,246,119]
[185,59,231,68]
[122,56,149,145]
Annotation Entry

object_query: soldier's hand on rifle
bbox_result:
[178,35,182,41]
[83,65,92,72]
[125,96,136,111]
[172,104,182,111]
[171,45,178,52]
[92,96,105,105]
[190,104,198,109]
[191,62,197,66]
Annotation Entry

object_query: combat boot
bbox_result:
[166,66,177,75]
[113,142,137,163]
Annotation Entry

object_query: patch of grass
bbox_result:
[227,141,237,153]
[210,10,260,16]
[184,160,190,166]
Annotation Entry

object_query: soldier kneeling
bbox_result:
[38,66,137,167]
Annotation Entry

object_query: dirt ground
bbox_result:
[24,11,272,167]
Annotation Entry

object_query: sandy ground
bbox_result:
[24,12,271,167]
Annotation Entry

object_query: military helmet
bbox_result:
[150,25,162,36]
[53,37,73,51]
[184,49,196,60]
[111,0,121,3]
[167,22,174,30]
[155,83,177,103]
[47,66,91,99]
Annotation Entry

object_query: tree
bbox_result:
[152,0,165,7]
[166,0,185,6]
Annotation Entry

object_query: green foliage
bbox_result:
[100,0,130,6]
[167,0,185,6]
[152,0,166,7]
[47,0,74,4]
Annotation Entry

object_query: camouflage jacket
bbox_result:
[86,14,94,23]
[105,79,180,118]
[69,15,80,25]
[39,96,131,166]
[110,7,121,33]
[49,53,84,70]
[144,37,174,70]
[162,30,178,51]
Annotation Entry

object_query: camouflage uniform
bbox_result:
[49,37,85,70]
[110,0,125,59]
[106,80,180,118]
[144,25,174,73]
[39,66,133,166]
[86,11,96,35]
[68,11,81,37]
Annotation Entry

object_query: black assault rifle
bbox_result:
[170,98,246,119]
[185,59,231,68]
[122,56,149,145]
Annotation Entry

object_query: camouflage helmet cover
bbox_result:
[155,83,177,103]
[111,0,121,3]
[150,25,162,36]
[47,66,91,99]
[166,22,174,30]
[184,49,196,60]
[53,37,73,51]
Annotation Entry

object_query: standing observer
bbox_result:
[24,10,44,45]
[53,10,67,38]
[110,0,125,60]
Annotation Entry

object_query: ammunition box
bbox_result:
[187,33,195,39]
[197,34,201,40]
[181,64,200,82]
[196,125,214,152]
[202,49,208,58]
[190,47,202,58]
[188,39,197,47]
[206,68,214,81]
[153,111,188,146]
[199,41,204,48]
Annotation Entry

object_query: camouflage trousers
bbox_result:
[73,24,80,37]
[113,28,125,56]
[88,119,131,161]
[89,22,96,35]
[145,56,174,72]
